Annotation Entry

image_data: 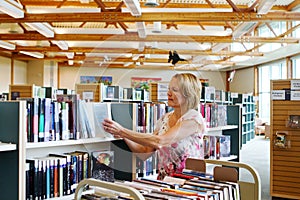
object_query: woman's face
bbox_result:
[167,77,186,108]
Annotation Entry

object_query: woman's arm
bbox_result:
[103,118,203,149]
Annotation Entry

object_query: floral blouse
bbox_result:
[154,109,206,180]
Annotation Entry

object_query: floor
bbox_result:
[240,135,271,200]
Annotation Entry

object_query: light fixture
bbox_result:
[122,0,142,16]
[136,22,147,38]
[25,22,54,38]
[138,42,145,52]
[152,21,162,33]
[20,51,44,59]
[68,60,74,65]
[65,52,74,59]
[257,0,276,14]
[53,41,69,50]
[212,43,230,53]
[232,22,257,38]
[79,0,89,3]
[0,40,15,50]
[144,0,159,7]
[0,0,24,18]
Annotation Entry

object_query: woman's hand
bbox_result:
[102,118,124,138]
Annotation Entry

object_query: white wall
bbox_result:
[229,67,255,94]
[59,66,227,90]
[0,56,27,93]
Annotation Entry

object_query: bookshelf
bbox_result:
[0,101,26,200]
[270,79,300,199]
[9,84,40,100]
[233,93,256,145]
[75,83,106,102]
[0,100,126,200]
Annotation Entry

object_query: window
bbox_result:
[292,57,300,78]
[258,62,287,122]
[258,22,286,53]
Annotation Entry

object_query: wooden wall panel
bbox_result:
[270,79,300,199]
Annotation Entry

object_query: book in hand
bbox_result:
[91,150,114,182]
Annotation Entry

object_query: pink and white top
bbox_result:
[154,109,206,180]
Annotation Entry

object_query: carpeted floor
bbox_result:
[240,135,271,200]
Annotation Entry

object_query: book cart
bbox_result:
[74,159,261,200]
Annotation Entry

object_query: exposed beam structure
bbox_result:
[0,0,299,70]
[0,11,300,23]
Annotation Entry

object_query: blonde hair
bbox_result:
[173,73,202,110]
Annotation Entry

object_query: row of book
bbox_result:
[199,103,227,128]
[21,93,169,143]
[20,94,79,143]
[84,169,240,200]
[26,150,115,200]
[203,135,231,159]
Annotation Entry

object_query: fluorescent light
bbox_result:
[68,60,74,65]
[257,0,276,14]
[212,43,230,53]
[25,22,54,38]
[144,0,159,7]
[53,41,69,50]
[0,40,15,50]
[65,52,74,59]
[123,0,142,16]
[152,21,162,33]
[136,22,147,38]
[0,0,24,18]
[27,7,101,14]
[20,51,44,58]
[232,22,257,38]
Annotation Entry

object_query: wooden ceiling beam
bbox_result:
[13,46,264,56]
[1,33,298,44]
[0,11,299,23]
[20,0,289,11]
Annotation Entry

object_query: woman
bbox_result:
[102,73,206,180]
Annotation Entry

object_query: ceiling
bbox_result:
[0,0,300,71]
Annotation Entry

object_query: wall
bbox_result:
[59,66,227,91]
[229,67,255,94]
[0,56,27,93]
[27,60,44,86]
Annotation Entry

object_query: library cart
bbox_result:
[75,159,261,200]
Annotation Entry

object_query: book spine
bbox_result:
[38,98,45,142]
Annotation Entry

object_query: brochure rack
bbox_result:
[75,159,261,200]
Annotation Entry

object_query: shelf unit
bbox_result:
[75,83,106,102]
[233,93,256,145]
[270,79,300,199]
[9,84,40,100]
[0,101,26,200]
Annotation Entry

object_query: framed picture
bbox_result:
[80,76,112,85]
[131,77,162,91]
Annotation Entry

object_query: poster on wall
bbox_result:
[80,76,112,85]
[131,77,162,91]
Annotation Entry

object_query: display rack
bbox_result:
[270,79,300,199]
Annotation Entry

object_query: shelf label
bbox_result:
[291,90,300,101]
[291,80,300,90]
[271,90,285,100]
[157,83,168,100]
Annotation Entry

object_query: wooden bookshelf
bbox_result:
[9,84,39,100]
[75,83,105,102]
[270,79,300,199]
[149,82,168,102]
